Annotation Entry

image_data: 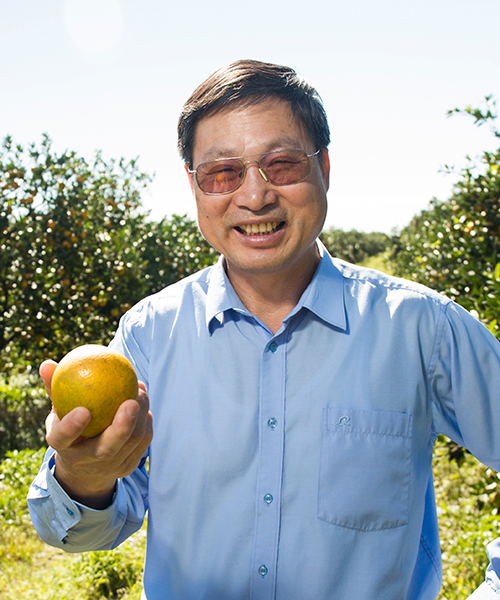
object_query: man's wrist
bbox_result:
[54,454,117,509]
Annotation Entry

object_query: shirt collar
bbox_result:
[284,240,347,331]
[205,241,347,333]
[205,255,250,331]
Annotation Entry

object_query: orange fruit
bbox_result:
[51,344,139,438]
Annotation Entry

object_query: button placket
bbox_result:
[250,336,286,599]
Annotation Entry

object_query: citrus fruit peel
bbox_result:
[51,344,139,438]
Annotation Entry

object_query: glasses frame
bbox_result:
[188,148,321,195]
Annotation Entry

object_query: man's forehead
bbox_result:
[193,97,310,158]
[199,96,296,125]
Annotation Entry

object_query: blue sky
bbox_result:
[2,0,499,233]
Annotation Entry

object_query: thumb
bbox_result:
[39,360,58,398]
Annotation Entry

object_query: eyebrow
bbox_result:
[199,136,305,163]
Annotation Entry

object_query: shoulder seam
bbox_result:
[336,262,453,307]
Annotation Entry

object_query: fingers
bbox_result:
[46,406,92,451]
[39,360,58,397]
[94,384,152,463]
[123,386,154,467]
[47,379,152,506]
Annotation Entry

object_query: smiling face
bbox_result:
[188,99,330,286]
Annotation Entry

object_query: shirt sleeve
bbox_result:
[430,300,500,468]
[27,446,148,552]
[430,302,500,597]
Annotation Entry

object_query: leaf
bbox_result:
[495,263,500,280]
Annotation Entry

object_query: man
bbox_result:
[29,59,500,599]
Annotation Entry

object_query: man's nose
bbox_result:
[244,159,269,183]
[233,161,275,209]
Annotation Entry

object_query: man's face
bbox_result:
[188,99,330,282]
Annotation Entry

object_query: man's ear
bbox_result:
[185,165,195,194]
[320,148,330,192]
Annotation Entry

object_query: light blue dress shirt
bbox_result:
[29,244,500,600]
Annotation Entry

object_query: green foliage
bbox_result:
[73,533,146,599]
[0,375,50,459]
[446,94,500,138]
[0,135,217,371]
[0,448,46,529]
[320,227,390,264]
[390,97,500,338]
[0,134,148,367]
[137,213,218,292]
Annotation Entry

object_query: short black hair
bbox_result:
[178,59,330,168]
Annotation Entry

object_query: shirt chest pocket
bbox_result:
[318,407,412,531]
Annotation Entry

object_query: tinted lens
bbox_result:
[196,159,244,194]
[261,149,310,185]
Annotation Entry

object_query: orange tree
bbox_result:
[390,97,500,339]
[320,228,389,264]
[0,135,217,372]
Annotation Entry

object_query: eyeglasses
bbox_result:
[188,148,321,195]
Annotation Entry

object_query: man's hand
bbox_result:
[40,359,153,509]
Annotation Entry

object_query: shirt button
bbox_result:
[268,417,277,429]
[264,493,273,504]
[269,342,278,353]
[259,565,268,577]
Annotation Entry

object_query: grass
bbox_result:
[0,542,85,600]
[0,523,146,600]
[360,250,395,273]
[0,448,145,600]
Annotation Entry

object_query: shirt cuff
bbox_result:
[28,447,122,549]
[467,540,500,600]
[467,580,500,600]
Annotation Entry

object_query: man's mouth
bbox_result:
[236,221,284,235]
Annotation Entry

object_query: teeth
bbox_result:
[241,222,280,235]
